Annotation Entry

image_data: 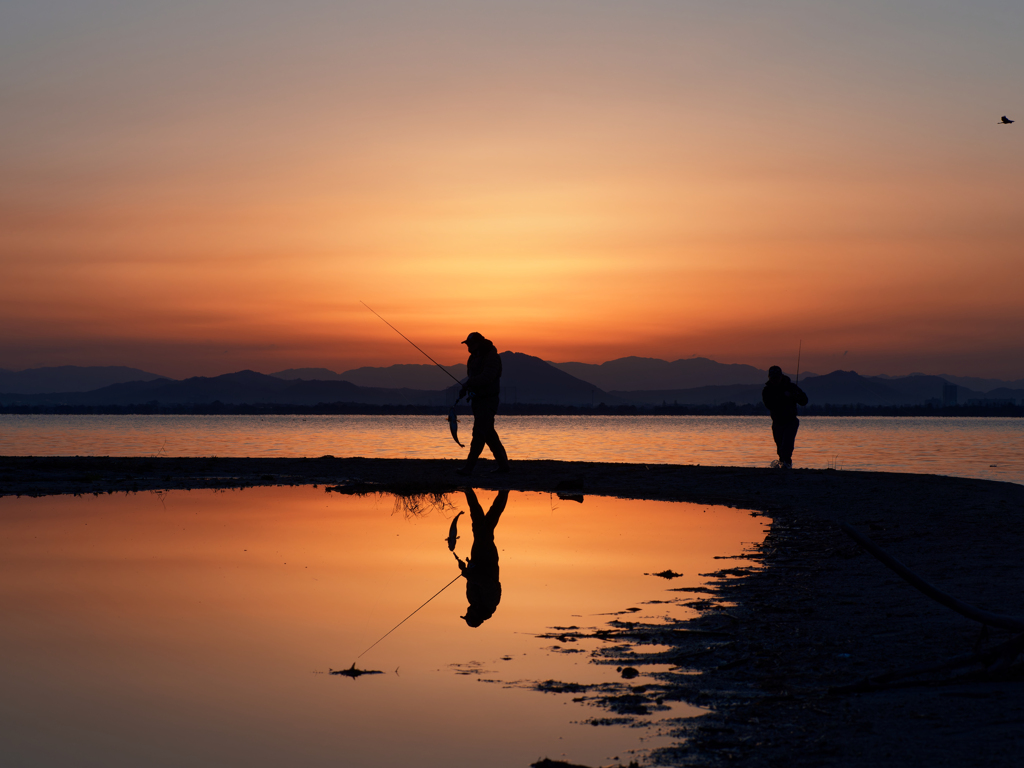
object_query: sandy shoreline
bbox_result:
[2,456,1022,767]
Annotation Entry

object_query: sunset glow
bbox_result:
[3,1,1022,378]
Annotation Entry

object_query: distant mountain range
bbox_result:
[0,353,617,408]
[874,372,1024,392]
[549,356,770,390]
[0,370,445,408]
[272,364,468,390]
[616,371,1024,407]
[2,358,1022,408]
[0,366,166,394]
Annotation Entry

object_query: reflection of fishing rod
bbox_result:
[356,572,463,660]
[360,301,462,386]
[796,339,802,384]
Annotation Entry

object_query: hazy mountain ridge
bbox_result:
[875,373,1024,392]
[609,373,906,408]
[499,352,619,406]
[806,372,1022,406]
[2,360,1022,406]
[610,371,1022,407]
[269,368,350,381]
[273,363,468,391]
[0,355,614,407]
[549,356,768,391]
[0,371,446,408]
[0,366,166,394]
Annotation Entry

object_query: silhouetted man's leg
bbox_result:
[486,432,509,468]
[485,488,508,524]
[464,487,508,534]
[772,419,799,466]
[465,398,494,466]
[463,396,507,472]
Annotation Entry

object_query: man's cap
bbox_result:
[461,332,485,345]
[768,365,783,377]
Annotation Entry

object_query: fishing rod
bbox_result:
[356,571,464,659]
[360,301,462,386]
[361,301,467,447]
[796,339,802,384]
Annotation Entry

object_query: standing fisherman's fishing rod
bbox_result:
[361,301,462,384]
[360,301,466,446]
[796,339,802,384]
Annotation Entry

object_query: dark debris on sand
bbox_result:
[329,663,383,678]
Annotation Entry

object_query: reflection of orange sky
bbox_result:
[2,3,1023,378]
[0,486,765,764]
[1,487,765,661]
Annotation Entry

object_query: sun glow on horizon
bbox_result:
[2,1,1023,379]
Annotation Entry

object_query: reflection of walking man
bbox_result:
[762,365,808,469]
[456,332,510,476]
[455,489,508,627]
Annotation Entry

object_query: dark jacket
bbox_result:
[762,375,808,421]
[465,340,502,398]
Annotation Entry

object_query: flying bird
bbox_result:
[999,116,1015,124]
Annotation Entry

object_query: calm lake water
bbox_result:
[2,414,1022,485]
[0,487,766,768]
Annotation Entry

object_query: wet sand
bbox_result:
[2,455,1022,767]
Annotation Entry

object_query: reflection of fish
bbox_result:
[446,511,464,551]
[330,663,383,678]
[448,403,464,446]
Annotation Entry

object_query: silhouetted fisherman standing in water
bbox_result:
[456,332,510,476]
[455,488,508,627]
[762,365,808,469]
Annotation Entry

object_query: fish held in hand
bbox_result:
[448,404,464,447]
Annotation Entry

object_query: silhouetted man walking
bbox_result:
[762,365,808,469]
[456,332,509,476]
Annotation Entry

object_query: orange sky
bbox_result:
[2,1,1022,379]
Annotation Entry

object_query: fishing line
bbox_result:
[360,301,462,385]
[356,572,464,660]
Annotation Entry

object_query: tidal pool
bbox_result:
[0,487,766,767]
